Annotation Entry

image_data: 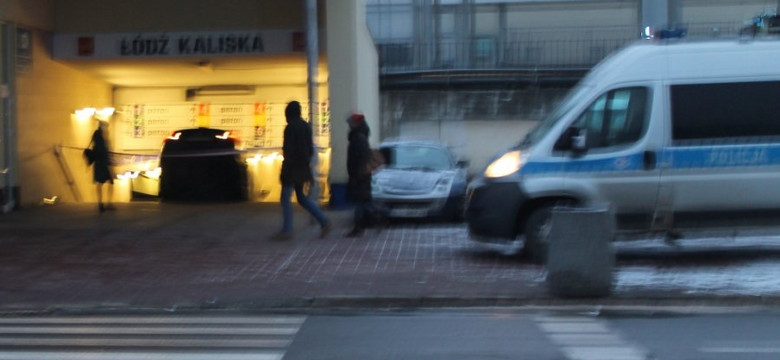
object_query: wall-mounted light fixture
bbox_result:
[74,107,115,122]
[74,107,96,121]
[95,107,115,120]
[186,85,255,98]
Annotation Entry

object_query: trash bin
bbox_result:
[546,205,615,298]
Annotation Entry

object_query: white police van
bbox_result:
[466,38,780,263]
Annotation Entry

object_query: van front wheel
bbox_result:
[523,206,554,264]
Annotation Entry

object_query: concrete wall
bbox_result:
[382,87,569,173]
[398,119,538,174]
[0,0,54,30]
[326,0,380,188]
[16,29,113,206]
[53,0,318,32]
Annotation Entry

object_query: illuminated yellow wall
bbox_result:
[16,29,113,205]
[112,82,330,204]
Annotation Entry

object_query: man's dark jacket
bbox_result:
[280,116,314,184]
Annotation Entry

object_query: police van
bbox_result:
[465,38,780,263]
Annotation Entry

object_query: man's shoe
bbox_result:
[320,222,332,239]
[270,232,293,240]
[344,227,364,238]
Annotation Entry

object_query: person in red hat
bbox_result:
[345,112,377,237]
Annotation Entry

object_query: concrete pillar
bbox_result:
[326,0,380,208]
[305,0,320,202]
[640,0,683,36]
[1,23,17,212]
[546,206,615,298]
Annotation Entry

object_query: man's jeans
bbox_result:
[281,182,328,233]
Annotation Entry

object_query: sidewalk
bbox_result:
[0,202,777,314]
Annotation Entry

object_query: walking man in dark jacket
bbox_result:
[272,101,331,240]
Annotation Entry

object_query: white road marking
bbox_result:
[701,341,780,353]
[536,315,649,360]
[0,351,284,360]
[0,315,305,360]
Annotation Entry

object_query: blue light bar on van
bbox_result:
[642,26,687,40]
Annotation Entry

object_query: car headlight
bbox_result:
[371,177,382,193]
[435,177,453,192]
[484,150,524,178]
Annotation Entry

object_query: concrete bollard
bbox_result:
[546,206,615,298]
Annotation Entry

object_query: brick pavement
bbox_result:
[1,202,777,313]
[0,202,553,312]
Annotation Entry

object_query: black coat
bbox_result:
[280,116,314,185]
[346,123,372,202]
[91,128,113,183]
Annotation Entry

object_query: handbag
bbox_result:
[364,149,385,174]
[83,148,95,166]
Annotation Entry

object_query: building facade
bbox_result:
[0,0,379,210]
[366,0,780,171]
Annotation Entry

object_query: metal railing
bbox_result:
[377,23,744,74]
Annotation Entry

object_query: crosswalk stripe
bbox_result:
[0,337,293,348]
[0,316,306,325]
[0,315,305,360]
[0,351,285,360]
[536,316,649,360]
[0,325,300,336]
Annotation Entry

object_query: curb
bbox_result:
[2,295,780,316]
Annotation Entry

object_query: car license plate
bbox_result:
[390,208,427,217]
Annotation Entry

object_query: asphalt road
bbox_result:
[0,308,778,360]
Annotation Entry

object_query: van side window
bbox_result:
[564,87,648,151]
[671,81,780,144]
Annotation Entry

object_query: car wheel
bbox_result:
[523,205,554,264]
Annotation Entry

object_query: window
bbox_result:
[563,87,649,150]
[671,81,780,144]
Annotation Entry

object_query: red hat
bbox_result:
[347,113,365,126]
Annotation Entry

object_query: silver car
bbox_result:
[372,140,468,220]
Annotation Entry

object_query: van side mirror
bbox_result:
[457,159,470,168]
[554,126,588,155]
[571,128,587,153]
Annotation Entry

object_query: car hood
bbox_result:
[374,168,455,195]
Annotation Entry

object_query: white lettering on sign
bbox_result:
[707,148,768,166]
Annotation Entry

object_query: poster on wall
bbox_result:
[115,102,328,153]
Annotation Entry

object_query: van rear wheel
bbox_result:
[523,205,554,264]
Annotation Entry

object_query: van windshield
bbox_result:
[521,84,592,146]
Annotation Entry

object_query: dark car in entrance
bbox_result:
[158,127,248,201]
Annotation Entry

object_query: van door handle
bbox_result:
[643,151,657,170]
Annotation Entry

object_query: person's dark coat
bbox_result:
[280,109,314,185]
[346,121,372,202]
[91,127,113,183]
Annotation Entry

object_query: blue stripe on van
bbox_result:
[665,145,779,169]
[521,153,645,175]
[519,144,780,176]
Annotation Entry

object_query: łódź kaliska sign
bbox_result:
[120,33,265,56]
[52,30,300,59]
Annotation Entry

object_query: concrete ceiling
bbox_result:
[59,54,321,88]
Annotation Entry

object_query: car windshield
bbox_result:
[382,145,453,171]
[521,83,592,147]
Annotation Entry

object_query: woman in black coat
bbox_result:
[346,113,374,237]
[90,120,114,212]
